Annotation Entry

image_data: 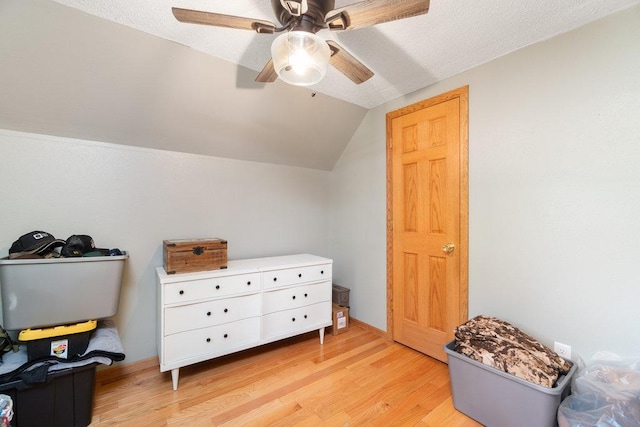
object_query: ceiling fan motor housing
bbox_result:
[272,0,335,33]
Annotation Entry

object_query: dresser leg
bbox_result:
[319,327,325,344]
[171,368,180,390]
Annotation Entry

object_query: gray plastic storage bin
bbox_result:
[0,253,128,330]
[445,340,576,427]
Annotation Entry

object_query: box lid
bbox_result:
[164,239,227,251]
[19,320,97,341]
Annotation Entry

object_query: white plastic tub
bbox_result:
[0,253,128,330]
[445,340,576,427]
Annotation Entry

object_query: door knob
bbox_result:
[442,243,455,254]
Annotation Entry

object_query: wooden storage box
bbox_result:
[163,238,227,275]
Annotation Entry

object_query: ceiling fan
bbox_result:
[172,0,430,86]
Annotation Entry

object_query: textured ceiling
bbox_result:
[2,0,639,171]
[50,0,640,109]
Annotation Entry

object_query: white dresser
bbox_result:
[156,254,332,390]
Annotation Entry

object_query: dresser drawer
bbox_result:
[163,272,261,304]
[164,317,260,364]
[262,301,331,339]
[164,293,261,336]
[262,263,332,290]
[262,282,331,315]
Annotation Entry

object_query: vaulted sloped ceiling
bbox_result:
[0,0,367,170]
[1,0,639,170]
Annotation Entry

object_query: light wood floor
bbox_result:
[90,324,482,426]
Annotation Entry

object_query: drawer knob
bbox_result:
[216,285,220,290]
[247,281,251,286]
[304,293,308,298]
[298,273,302,278]
[304,314,308,319]
[224,334,228,338]
[273,277,277,282]
[207,311,211,316]
[224,308,228,313]
[321,270,324,274]
[206,338,211,343]
[292,317,296,322]
[292,295,296,300]
[179,290,184,295]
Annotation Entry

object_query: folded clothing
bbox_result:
[454,315,572,387]
[0,319,125,385]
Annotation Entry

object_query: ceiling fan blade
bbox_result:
[326,0,430,31]
[326,40,374,84]
[255,59,278,83]
[172,7,276,34]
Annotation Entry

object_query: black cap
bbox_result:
[9,231,66,259]
[61,235,96,257]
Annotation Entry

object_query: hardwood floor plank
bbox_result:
[220,399,303,426]
[347,361,440,418]
[418,397,481,427]
[367,372,451,426]
[91,325,481,426]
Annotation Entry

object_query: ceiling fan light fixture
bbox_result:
[271,31,330,86]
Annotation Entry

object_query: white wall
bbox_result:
[329,110,388,332]
[0,130,331,362]
[2,5,638,367]
[331,6,640,360]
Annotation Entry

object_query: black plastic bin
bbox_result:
[0,362,97,427]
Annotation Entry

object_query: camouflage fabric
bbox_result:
[454,315,573,388]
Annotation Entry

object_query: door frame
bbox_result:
[385,86,469,342]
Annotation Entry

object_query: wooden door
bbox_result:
[387,86,468,362]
